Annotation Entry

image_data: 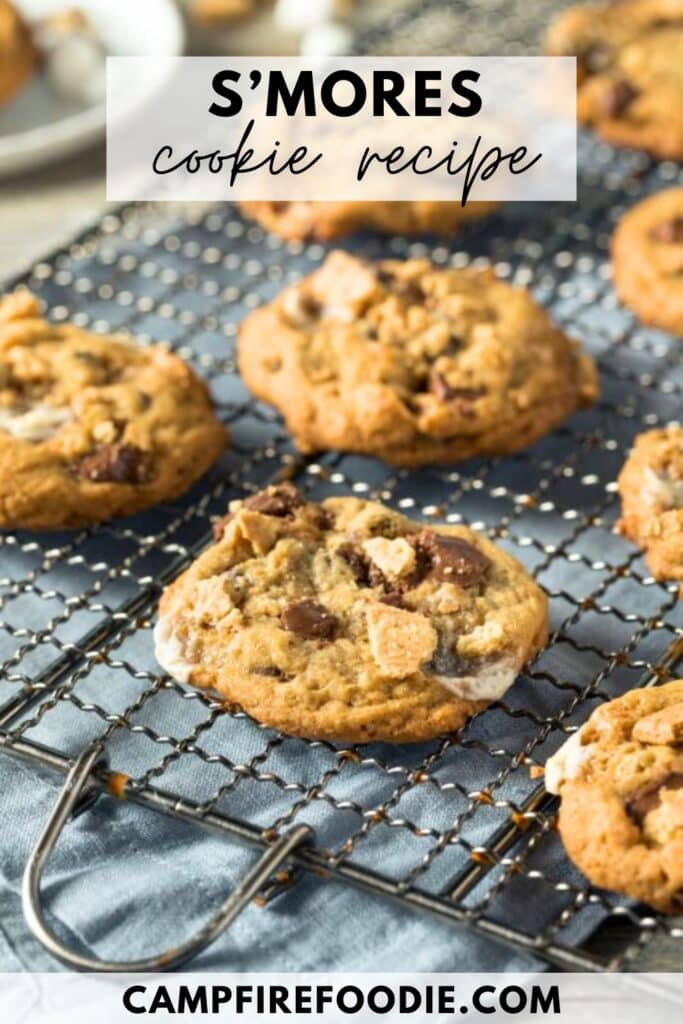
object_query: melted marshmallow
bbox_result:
[153,615,194,684]
[644,467,683,510]
[432,655,518,702]
[544,726,594,795]
[0,404,73,441]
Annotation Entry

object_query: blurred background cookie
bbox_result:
[0,0,37,107]
[545,0,683,159]
[612,188,683,336]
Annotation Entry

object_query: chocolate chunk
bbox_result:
[578,43,611,75]
[417,530,491,587]
[422,641,473,678]
[380,591,404,608]
[600,79,638,118]
[76,443,148,484]
[337,543,370,586]
[625,771,683,827]
[428,370,487,402]
[213,512,234,541]
[253,666,287,678]
[244,482,305,517]
[281,600,337,640]
[649,217,683,244]
[376,268,425,306]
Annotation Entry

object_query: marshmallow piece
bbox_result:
[0,404,73,441]
[366,603,437,678]
[644,467,683,510]
[362,537,416,579]
[153,615,194,684]
[430,655,518,702]
[544,726,594,795]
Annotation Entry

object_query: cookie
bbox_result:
[239,201,499,242]
[0,0,37,106]
[189,0,260,25]
[154,484,548,743]
[544,680,683,913]
[545,0,683,160]
[237,251,598,467]
[612,189,683,336]
[0,291,227,530]
[617,425,683,582]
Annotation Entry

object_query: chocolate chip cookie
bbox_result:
[154,484,548,743]
[0,291,227,530]
[239,201,499,242]
[189,0,261,24]
[545,0,683,160]
[237,251,598,467]
[544,680,683,913]
[0,0,37,106]
[612,189,683,336]
[617,425,683,582]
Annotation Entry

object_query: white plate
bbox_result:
[0,0,185,178]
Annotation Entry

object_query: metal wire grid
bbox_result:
[0,131,682,970]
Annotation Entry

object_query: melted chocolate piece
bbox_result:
[337,543,371,586]
[416,530,491,587]
[281,600,337,640]
[625,771,683,827]
[422,641,473,678]
[578,42,612,76]
[376,268,425,306]
[212,512,234,541]
[600,79,638,118]
[649,216,683,244]
[76,443,148,484]
[253,666,287,679]
[380,591,404,608]
[244,482,305,517]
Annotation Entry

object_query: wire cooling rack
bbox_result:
[2,0,683,975]
[1,137,682,971]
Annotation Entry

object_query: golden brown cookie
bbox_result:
[544,680,683,913]
[612,189,683,336]
[0,0,37,106]
[239,201,499,241]
[154,484,548,743]
[189,0,261,25]
[237,251,598,467]
[617,425,683,582]
[0,291,228,530]
[545,0,683,160]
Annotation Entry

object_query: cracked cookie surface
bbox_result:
[0,0,37,106]
[546,0,683,159]
[0,291,227,530]
[617,425,683,582]
[240,201,499,241]
[154,484,548,743]
[612,188,683,336]
[237,251,598,467]
[545,680,683,913]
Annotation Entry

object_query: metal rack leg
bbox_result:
[21,742,313,972]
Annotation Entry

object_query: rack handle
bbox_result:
[22,742,313,972]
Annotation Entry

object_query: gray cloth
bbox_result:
[0,753,547,972]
